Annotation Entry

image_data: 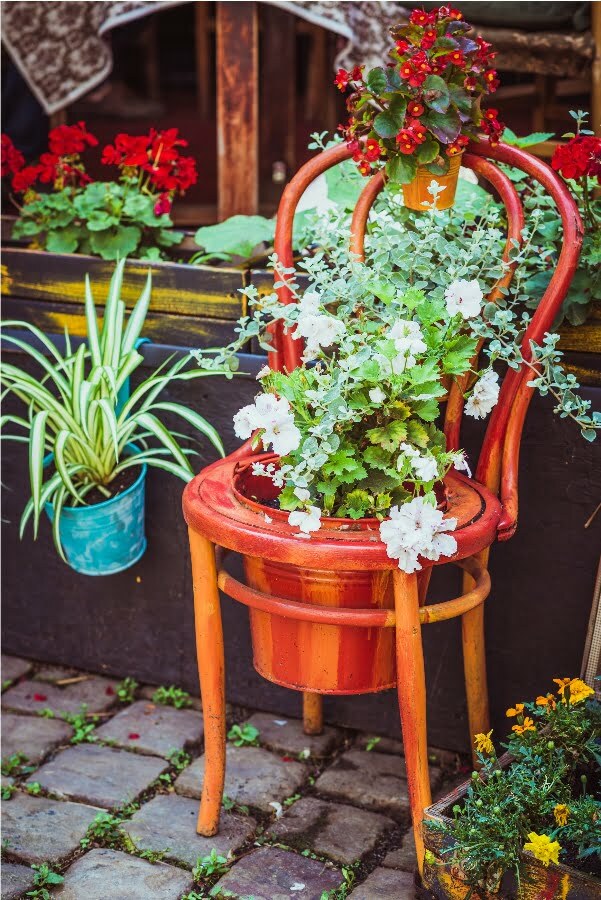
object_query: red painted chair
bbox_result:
[183,142,582,874]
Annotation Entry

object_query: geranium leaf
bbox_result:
[423,75,450,114]
[415,138,440,165]
[366,67,388,95]
[386,154,418,185]
[423,107,461,144]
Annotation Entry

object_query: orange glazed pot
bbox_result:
[402,151,463,211]
[233,462,442,695]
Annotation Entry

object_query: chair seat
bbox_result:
[183,453,502,571]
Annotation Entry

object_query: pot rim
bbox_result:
[233,452,446,530]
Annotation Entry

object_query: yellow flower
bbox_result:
[511,717,536,735]
[536,693,556,710]
[506,703,524,718]
[554,804,570,826]
[474,730,494,755]
[523,832,561,866]
[553,677,594,706]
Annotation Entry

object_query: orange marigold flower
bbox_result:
[536,693,556,709]
[554,677,594,705]
[512,716,536,735]
[554,804,570,826]
[506,703,524,718]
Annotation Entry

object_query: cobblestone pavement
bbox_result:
[1,654,466,900]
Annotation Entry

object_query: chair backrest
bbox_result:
[269,142,583,539]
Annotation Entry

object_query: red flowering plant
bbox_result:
[1,123,197,260]
[335,5,503,185]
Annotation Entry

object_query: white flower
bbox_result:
[452,452,472,478]
[263,417,301,456]
[233,404,257,439]
[294,487,311,502]
[379,496,457,573]
[269,801,284,818]
[288,506,322,534]
[444,279,483,320]
[298,291,321,315]
[465,369,500,419]
[388,320,427,357]
[254,393,289,419]
[294,313,345,353]
[369,387,386,404]
[256,365,271,380]
[412,454,439,482]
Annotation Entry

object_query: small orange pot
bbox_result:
[234,461,440,695]
[402,151,463,211]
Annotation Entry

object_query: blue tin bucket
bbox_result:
[44,451,147,576]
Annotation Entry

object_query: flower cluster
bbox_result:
[1,124,197,261]
[335,5,504,183]
[379,496,457,573]
[552,134,601,182]
[435,678,600,889]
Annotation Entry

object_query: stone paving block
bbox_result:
[355,736,460,770]
[315,749,422,820]
[1,792,101,864]
[2,712,72,765]
[1,655,32,687]
[1,862,36,900]
[350,867,415,899]
[382,829,417,871]
[211,846,342,900]
[269,796,396,865]
[32,743,167,809]
[175,744,306,813]
[1,676,118,716]
[243,711,342,758]
[122,793,255,868]
[35,665,81,683]
[53,848,194,899]
[95,699,203,758]
[140,684,203,711]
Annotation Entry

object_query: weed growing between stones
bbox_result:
[152,685,193,709]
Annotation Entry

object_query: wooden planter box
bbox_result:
[558,307,601,387]
[423,768,600,900]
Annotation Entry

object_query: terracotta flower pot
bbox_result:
[402,152,464,212]
[233,460,442,694]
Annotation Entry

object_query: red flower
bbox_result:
[551,136,601,181]
[33,693,48,702]
[364,139,382,161]
[154,192,172,215]
[11,165,40,193]
[128,733,140,740]
[448,7,464,19]
[396,129,417,155]
[408,70,427,88]
[448,50,465,66]
[1,134,25,177]
[456,134,470,148]
[149,127,187,164]
[464,76,477,91]
[102,134,150,168]
[357,159,372,176]
[410,9,435,26]
[48,121,98,156]
[475,37,495,63]
[484,108,499,121]
[407,119,427,144]
[421,28,437,50]
[407,101,425,117]
[399,62,414,81]
[334,69,350,91]
[484,70,500,92]
[446,142,463,156]
[37,153,60,184]
[351,65,364,82]
[395,39,409,54]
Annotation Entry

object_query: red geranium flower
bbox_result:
[11,165,40,193]
[154,192,172,215]
[483,70,500,92]
[351,65,364,82]
[395,39,409,54]
[1,134,25,176]
[552,136,601,181]
[410,9,435,26]
[48,121,98,156]
[334,69,350,91]
[408,119,427,143]
[37,153,60,184]
[396,129,417,154]
[364,138,382,161]
[399,62,414,80]
[407,101,425,117]
[102,134,150,168]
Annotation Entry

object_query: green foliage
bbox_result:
[193,216,276,262]
[432,682,601,890]
[24,781,42,795]
[1,782,16,799]
[26,864,64,899]
[227,723,259,747]
[0,261,225,561]
[365,736,381,752]
[80,810,133,851]
[1,751,34,778]
[192,848,229,881]
[63,705,98,744]
[151,685,193,709]
[115,676,138,703]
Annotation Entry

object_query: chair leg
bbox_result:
[188,529,226,836]
[461,555,490,767]
[302,692,323,735]
[393,568,432,878]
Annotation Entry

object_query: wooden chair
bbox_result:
[183,141,582,875]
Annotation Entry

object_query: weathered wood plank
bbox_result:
[1,297,240,349]
[216,1,259,218]
[1,248,246,320]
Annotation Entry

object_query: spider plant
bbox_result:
[1,260,225,559]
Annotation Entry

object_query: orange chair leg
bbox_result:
[302,692,323,735]
[461,552,491,767]
[393,569,432,877]
[189,529,226,836]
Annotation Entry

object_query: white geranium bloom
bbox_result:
[412,453,439,482]
[298,291,321,315]
[288,506,322,534]
[388,320,427,357]
[452,452,472,478]
[465,369,500,419]
[263,417,301,456]
[256,365,271,380]
[233,404,257,439]
[369,387,386,404]
[254,393,289,419]
[379,496,457,573]
[294,313,345,353]
[444,279,483,320]
[294,487,310,502]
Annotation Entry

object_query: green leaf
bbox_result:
[366,67,388,95]
[194,215,275,259]
[46,226,81,254]
[364,445,393,470]
[386,154,418,185]
[85,210,120,232]
[412,398,440,422]
[374,96,407,139]
[325,162,365,210]
[367,421,408,452]
[423,107,461,144]
[448,84,472,118]
[89,226,142,260]
[423,75,450,114]
[415,138,440,166]
[407,419,430,448]
[501,127,555,148]
[442,335,478,375]
[339,489,372,519]
[322,449,367,483]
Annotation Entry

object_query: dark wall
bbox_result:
[2,352,600,752]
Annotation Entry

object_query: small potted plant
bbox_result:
[1,260,226,575]
[334,4,503,210]
[423,677,601,898]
